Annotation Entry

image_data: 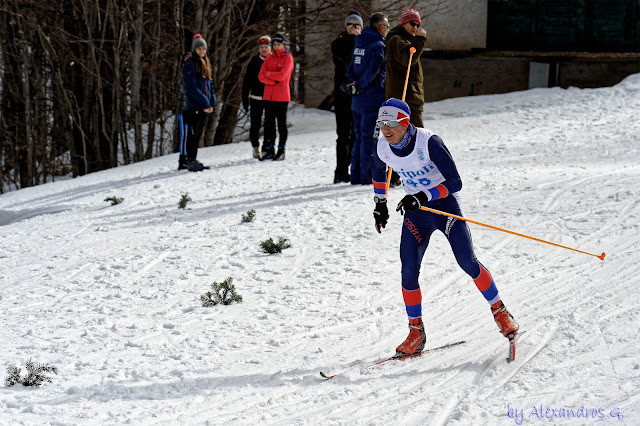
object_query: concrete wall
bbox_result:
[422,55,529,101]
[559,60,640,89]
[421,54,640,102]
[417,0,487,51]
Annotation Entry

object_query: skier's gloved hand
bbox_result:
[396,192,429,215]
[373,198,389,233]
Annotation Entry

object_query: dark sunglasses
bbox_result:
[410,22,420,28]
[346,23,361,29]
[376,117,408,128]
[258,38,270,45]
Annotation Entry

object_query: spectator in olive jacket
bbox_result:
[385,8,427,127]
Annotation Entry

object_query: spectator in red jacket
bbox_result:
[258,33,294,161]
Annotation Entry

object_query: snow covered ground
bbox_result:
[1,75,639,425]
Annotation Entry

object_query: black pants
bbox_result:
[249,98,265,148]
[179,109,206,164]
[263,101,288,149]
[333,90,354,175]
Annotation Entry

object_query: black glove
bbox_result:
[396,192,429,215]
[373,198,389,233]
[243,100,249,113]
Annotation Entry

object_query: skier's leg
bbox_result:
[396,211,435,354]
[446,213,519,336]
[400,218,433,319]
[445,216,500,304]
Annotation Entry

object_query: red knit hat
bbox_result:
[400,9,421,26]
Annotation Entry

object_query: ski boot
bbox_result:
[491,300,519,337]
[395,318,426,356]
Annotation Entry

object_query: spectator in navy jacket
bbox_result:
[346,12,389,184]
[178,34,217,171]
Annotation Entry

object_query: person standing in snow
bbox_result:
[242,35,272,160]
[372,98,519,356]
[258,33,294,161]
[385,8,427,127]
[178,34,217,172]
[384,8,427,187]
[345,12,389,184]
[330,10,362,183]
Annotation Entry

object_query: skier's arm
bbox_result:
[425,135,462,201]
[183,61,211,109]
[372,142,388,200]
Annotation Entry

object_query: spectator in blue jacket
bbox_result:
[346,12,389,184]
[178,34,217,171]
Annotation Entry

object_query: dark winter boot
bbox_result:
[334,169,350,184]
[491,300,519,337]
[178,155,189,170]
[395,318,426,356]
[273,146,286,161]
[186,160,205,172]
[259,145,275,161]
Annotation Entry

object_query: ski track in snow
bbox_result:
[1,75,640,425]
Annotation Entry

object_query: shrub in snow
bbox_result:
[5,359,58,387]
[241,209,256,223]
[104,196,124,205]
[200,277,243,306]
[260,237,291,254]
[178,193,192,209]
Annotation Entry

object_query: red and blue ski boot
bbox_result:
[395,318,426,356]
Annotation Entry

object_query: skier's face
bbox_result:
[380,120,408,144]
[196,46,206,58]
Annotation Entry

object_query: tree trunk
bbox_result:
[131,0,144,162]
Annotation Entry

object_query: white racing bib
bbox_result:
[377,128,446,195]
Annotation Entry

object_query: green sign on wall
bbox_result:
[488,0,640,52]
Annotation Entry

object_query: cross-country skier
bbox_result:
[371,98,519,356]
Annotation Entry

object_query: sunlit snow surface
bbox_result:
[1,75,639,425]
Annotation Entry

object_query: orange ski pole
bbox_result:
[385,47,416,196]
[419,206,605,260]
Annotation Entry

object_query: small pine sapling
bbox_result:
[178,193,192,209]
[260,237,292,254]
[241,209,256,223]
[200,277,243,307]
[104,196,124,205]
[4,366,21,387]
[5,359,58,387]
